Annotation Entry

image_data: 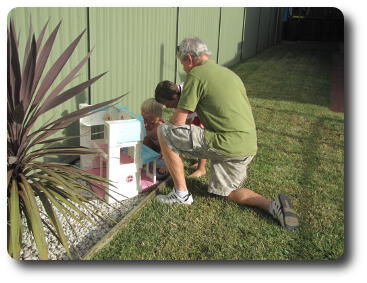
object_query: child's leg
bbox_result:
[189,158,207,177]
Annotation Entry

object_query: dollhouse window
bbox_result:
[120,146,135,164]
[91,125,104,140]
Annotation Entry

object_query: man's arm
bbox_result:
[171,108,190,126]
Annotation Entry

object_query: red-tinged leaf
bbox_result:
[20,35,37,112]
[30,21,62,103]
[44,49,92,101]
[35,51,96,118]
[13,103,25,124]
[36,19,49,53]
[32,29,86,110]
[7,29,14,112]
[22,17,33,74]
[25,72,106,140]
[29,93,126,146]
[9,19,22,106]
[38,72,105,116]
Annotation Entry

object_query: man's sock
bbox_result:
[175,189,189,199]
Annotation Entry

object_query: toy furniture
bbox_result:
[79,104,160,203]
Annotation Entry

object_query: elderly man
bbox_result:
[156,37,299,231]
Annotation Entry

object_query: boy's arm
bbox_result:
[171,108,190,126]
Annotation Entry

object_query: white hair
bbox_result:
[177,37,212,61]
[141,98,163,118]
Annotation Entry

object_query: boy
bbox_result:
[155,80,207,178]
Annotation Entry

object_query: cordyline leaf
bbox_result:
[19,174,48,260]
[31,169,95,222]
[35,49,95,118]
[8,18,22,107]
[7,169,14,187]
[34,172,82,201]
[27,147,97,161]
[22,17,33,74]
[7,29,12,106]
[31,162,123,212]
[31,171,92,222]
[19,35,37,120]
[8,179,22,260]
[32,29,86,113]
[50,93,126,131]
[30,21,62,107]
[40,70,104,117]
[35,135,81,146]
[34,181,89,231]
[25,150,95,165]
[35,19,49,54]
[33,162,112,188]
[50,173,117,224]
[33,184,71,258]
[13,103,26,124]
[21,92,126,167]
[28,93,126,147]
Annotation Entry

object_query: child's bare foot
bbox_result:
[189,169,206,178]
[190,162,199,169]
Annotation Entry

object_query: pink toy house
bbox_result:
[79,104,160,203]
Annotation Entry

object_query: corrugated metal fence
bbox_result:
[8,7,283,148]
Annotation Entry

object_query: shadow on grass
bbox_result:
[163,175,210,198]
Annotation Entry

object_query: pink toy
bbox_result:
[79,104,160,203]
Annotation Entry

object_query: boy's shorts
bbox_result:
[158,123,254,197]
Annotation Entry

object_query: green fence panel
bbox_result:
[268,8,280,47]
[8,6,281,163]
[176,7,221,83]
[218,7,245,66]
[8,7,89,159]
[88,7,177,114]
[242,7,261,60]
[257,7,272,52]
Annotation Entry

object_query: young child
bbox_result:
[140,98,169,180]
[154,80,207,178]
[141,98,165,153]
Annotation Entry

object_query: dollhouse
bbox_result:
[79,104,160,203]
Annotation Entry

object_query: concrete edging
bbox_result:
[81,177,170,260]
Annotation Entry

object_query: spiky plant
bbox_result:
[7,18,126,260]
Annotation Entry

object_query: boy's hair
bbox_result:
[155,80,180,103]
[141,98,163,118]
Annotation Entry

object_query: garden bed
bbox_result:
[19,181,167,260]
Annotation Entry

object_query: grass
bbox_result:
[92,42,344,260]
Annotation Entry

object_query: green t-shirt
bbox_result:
[178,60,257,157]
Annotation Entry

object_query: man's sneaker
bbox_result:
[156,189,193,205]
[271,194,300,231]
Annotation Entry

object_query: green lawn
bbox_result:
[92,42,344,260]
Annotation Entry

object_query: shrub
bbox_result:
[7,18,125,259]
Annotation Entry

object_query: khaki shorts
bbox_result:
[158,123,254,196]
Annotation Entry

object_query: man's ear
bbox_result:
[182,54,193,64]
[187,54,194,65]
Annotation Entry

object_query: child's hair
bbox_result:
[141,98,163,118]
[155,80,180,103]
